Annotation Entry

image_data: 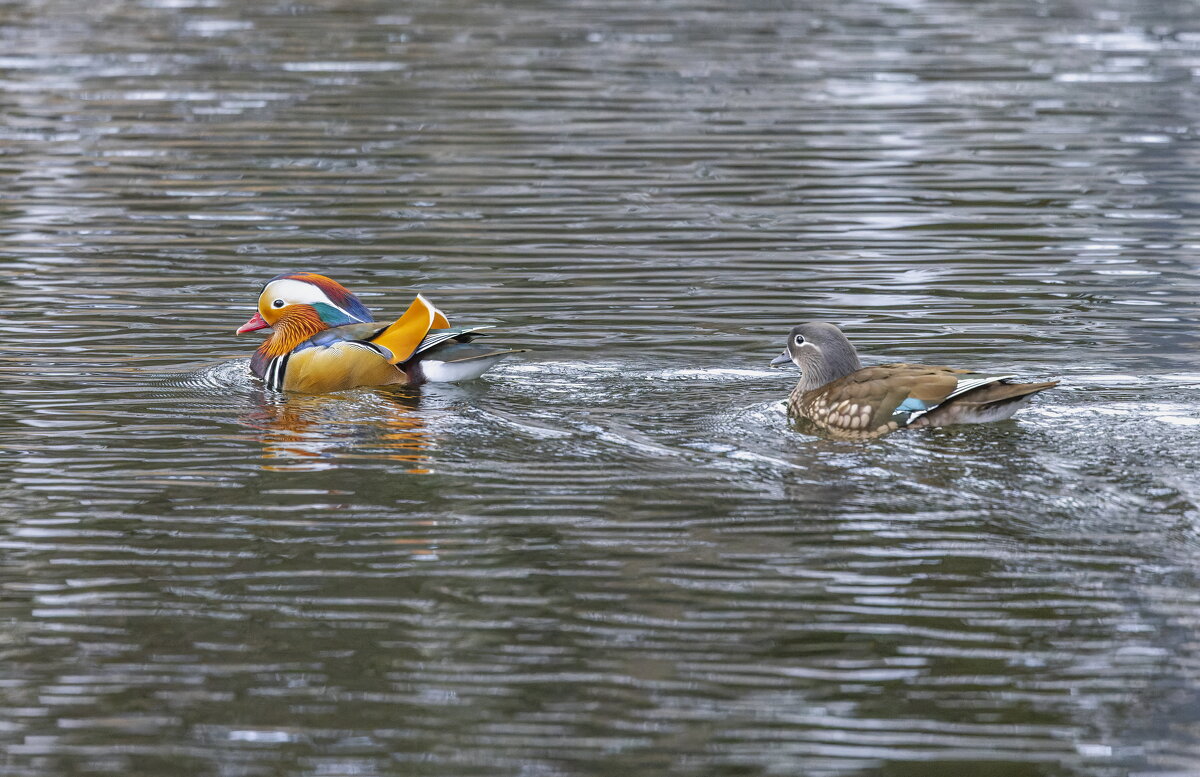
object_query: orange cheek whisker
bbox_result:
[257,307,328,358]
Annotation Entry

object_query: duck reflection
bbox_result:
[240,388,432,472]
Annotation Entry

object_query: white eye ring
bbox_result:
[793,334,805,346]
[272,299,285,308]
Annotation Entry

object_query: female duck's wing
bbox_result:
[798,364,968,435]
[887,368,1017,423]
[911,377,1058,427]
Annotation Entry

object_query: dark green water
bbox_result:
[2,0,1199,775]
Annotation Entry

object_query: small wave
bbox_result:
[647,367,784,381]
[155,359,258,393]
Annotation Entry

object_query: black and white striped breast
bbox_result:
[263,352,291,391]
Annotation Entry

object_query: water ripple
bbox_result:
[2,0,1200,775]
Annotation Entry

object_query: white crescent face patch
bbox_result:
[261,279,367,322]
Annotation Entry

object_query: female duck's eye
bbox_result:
[793,334,805,346]
[272,299,285,308]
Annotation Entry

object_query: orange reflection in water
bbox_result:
[240,388,433,473]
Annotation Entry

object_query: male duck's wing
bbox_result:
[413,325,493,356]
[408,341,526,384]
[303,322,388,348]
[305,294,449,362]
[364,294,450,364]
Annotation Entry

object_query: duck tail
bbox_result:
[410,344,528,384]
[367,294,444,364]
[918,379,1058,427]
[969,379,1059,405]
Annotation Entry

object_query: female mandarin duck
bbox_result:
[236,272,522,393]
[771,322,1057,440]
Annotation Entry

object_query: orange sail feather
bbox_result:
[368,294,446,364]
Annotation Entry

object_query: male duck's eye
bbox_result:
[793,335,805,346]
[272,299,285,308]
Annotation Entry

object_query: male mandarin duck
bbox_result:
[236,272,522,393]
[770,322,1057,440]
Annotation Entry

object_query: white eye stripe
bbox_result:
[262,279,365,322]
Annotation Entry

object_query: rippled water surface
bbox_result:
[3,0,1200,774]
